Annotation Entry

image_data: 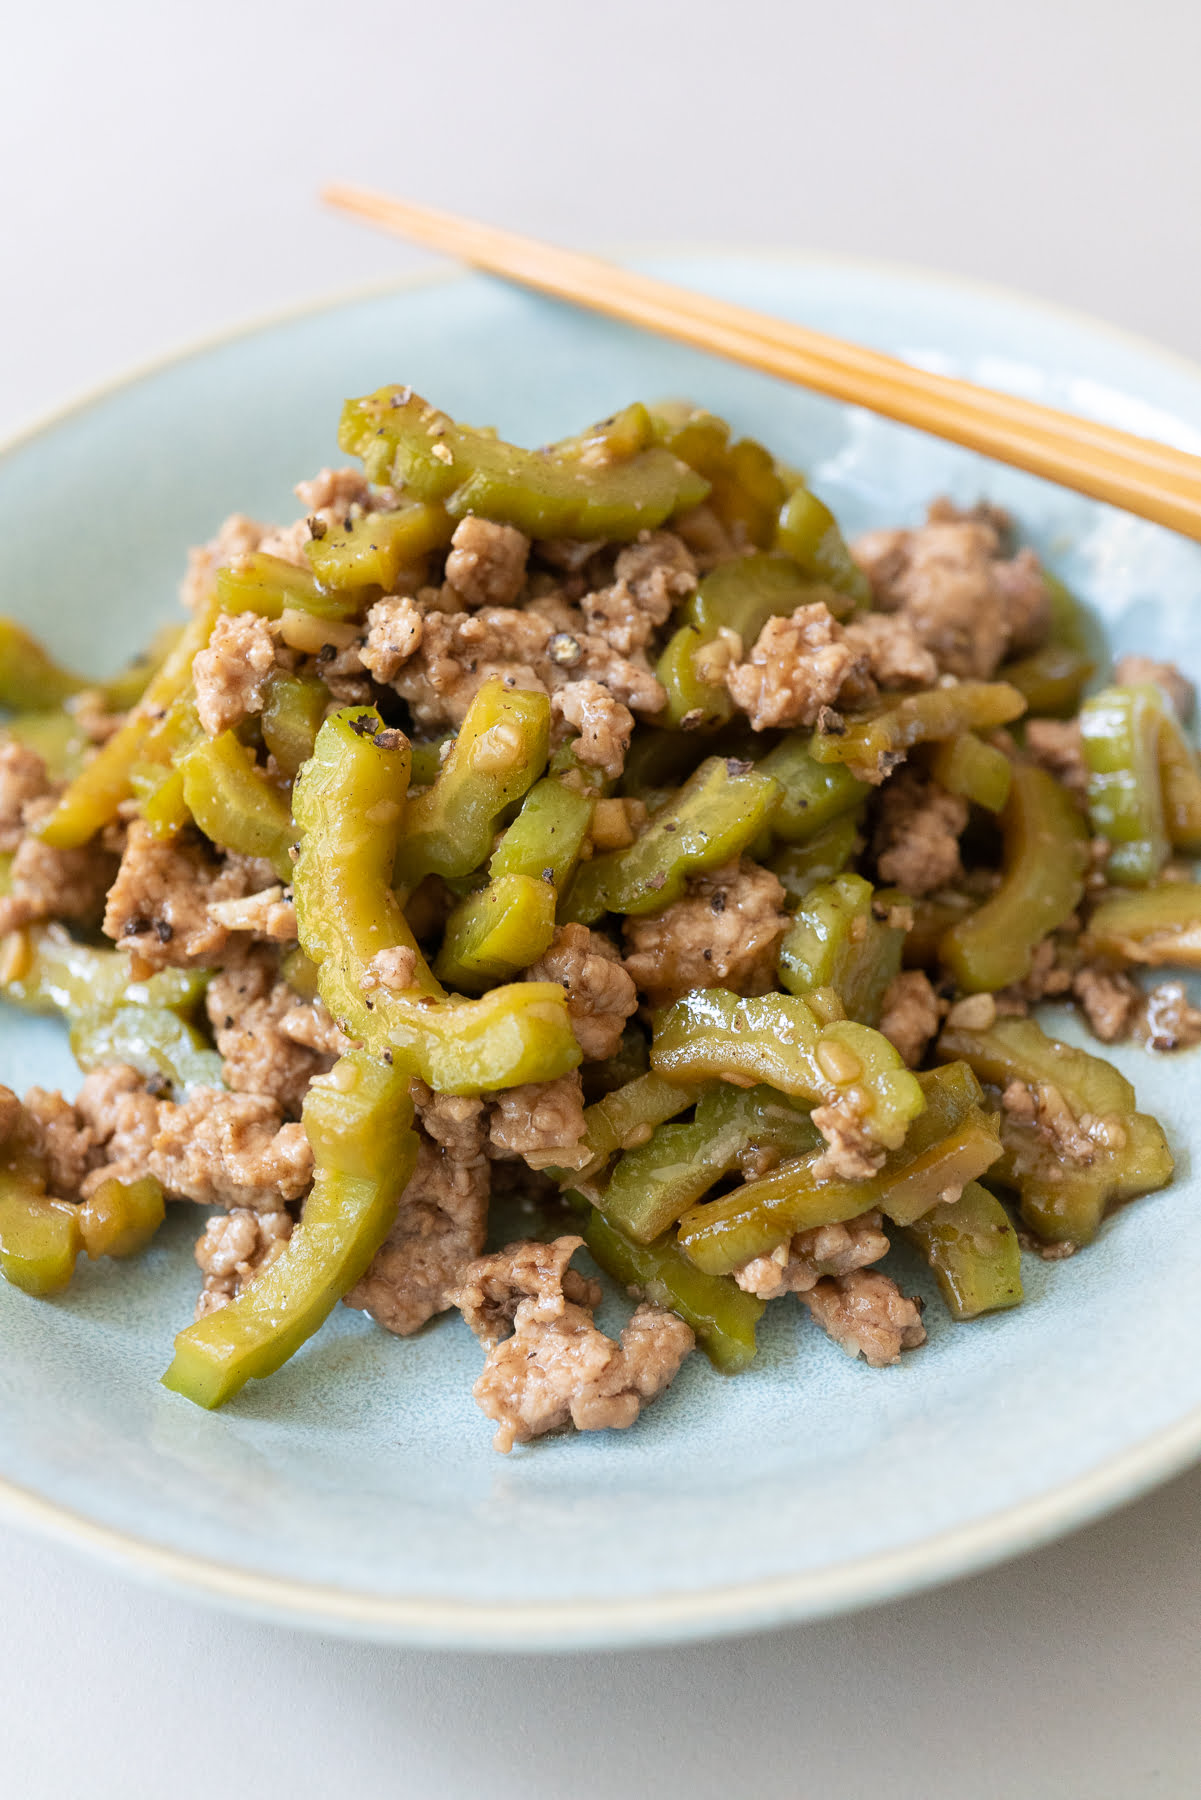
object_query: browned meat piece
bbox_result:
[0,738,53,852]
[725,602,867,731]
[550,679,634,779]
[444,516,530,608]
[853,503,1049,677]
[194,1206,293,1319]
[179,513,265,614]
[622,859,789,1009]
[488,1072,588,1170]
[205,948,334,1114]
[344,1088,489,1337]
[803,1268,926,1366]
[840,611,939,691]
[811,1089,888,1181]
[386,604,665,732]
[1114,654,1195,723]
[149,1090,312,1207]
[192,611,277,737]
[526,923,638,1061]
[1138,979,1201,1051]
[878,970,942,1067]
[360,594,424,683]
[1072,966,1140,1043]
[206,884,297,941]
[361,944,419,993]
[74,1063,162,1195]
[453,1234,601,1345]
[16,1087,95,1194]
[873,770,967,896]
[102,822,271,971]
[579,530,695,655]
[0,827,117,936]
[453,1235,694,1452]
[0,1083,20,1146]
[293,466,373,517]
[668,503,745,570]
[1000,1077,1127,1166]
[1025,718,1088,802]
[734,1210,890,1299]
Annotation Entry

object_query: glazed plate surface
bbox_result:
[1,254,1200,1648]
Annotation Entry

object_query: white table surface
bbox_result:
[3,3,1200,1793]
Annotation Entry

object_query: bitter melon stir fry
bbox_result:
[0,390,1197,1452]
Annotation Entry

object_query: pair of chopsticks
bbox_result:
[323,184,1201,544]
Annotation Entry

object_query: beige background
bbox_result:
[2,1,1201,1793]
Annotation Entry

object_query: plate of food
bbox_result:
[1,250,1200,1649]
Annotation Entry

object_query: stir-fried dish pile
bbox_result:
[0,392,1195,1450]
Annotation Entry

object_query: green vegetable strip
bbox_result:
[768,814,861,904]
[929,732,1013,813]
[0,922,206,1019]
[293,708,580,1094]
[215,553,360,622]
[562,756,780,924]
[338,388,709,539]
[580,1205,765,1375]
[600,1083,819,1242]
[936,1014,1173,1245]
[676,1063,1000,1274]
[1002,644,1094,717]
[777,872,905,1025]
[69,1006,224,1095]
[649,403,787,549]
[0,1172,81,1296]
[774,484,873,607]
[757,733,870,845]
[261,672,328,780]
[577,1072,703,1176]
[434,873,557,991]
[1084,882,1201,966]
[1081,684,1170,886]
[179,731,296,882]
[903,1181,1023,1319]
[1155,705,1201,854]
[304,501,451,592]
[0,617,88,711]
[36,591,220,849]
[809,681,1026,783]
[650,988,925,1151]
[940,763,1087,993]
[161,1050,419,1408]
[393,679,551,888]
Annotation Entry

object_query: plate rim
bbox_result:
[4,249,1201,1649]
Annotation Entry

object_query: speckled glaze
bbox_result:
[1,255,1200,1650]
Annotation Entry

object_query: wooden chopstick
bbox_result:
[322,184,1201,542]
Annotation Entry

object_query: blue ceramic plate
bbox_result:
[2,255,1200,1650]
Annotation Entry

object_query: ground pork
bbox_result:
[0,827,118,937]
[453,1235,694,1452]
[13,1087,96,1194]
[385,604,665,732]
[802,1268,927,1366]
[148,1089,312,1207]
[873,770,967,895]
[853,502,1049,678]
[1025,718,1089,803]
[293,465,373,518]
[725,602,867,731]
[205,949,333,1114]
[102,822,277,972]
[734,1211,890,1299]
[0,1083,21,1146]
[526,924,638,1061]
[878,970,942,1067]
[361,944,419,993]
[1072,966,1140,1043]
[73,1063,162,1196]
[811,1089,889,1181]
[453,1234,602,1345]
[550,679,634,779]
[206,884,297,941]
[360,594,425,684]
[194,1206,293,1319]
[1000,1078,1126,1167]
[344,1087,489,1337]
[192,610,277,737]
[578,530,696,655]
[179,513,265,613]
[840,611,939,691]
[0,739,53,852]
[488,1072,589,1170]
[621,859,789,1009]
[444,516,530,608]
[1138,979,1201,1051]
[1114,654,1195,722]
